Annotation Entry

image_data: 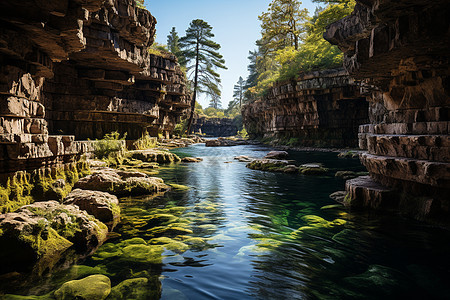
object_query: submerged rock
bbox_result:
[234,155,254,162]
[54,274,111,300]
[74,168,169,196]
[128,150,181,164]
[299,163,329,175]
[109,277,160,300]
[64,189,120,230]
[264,151,289,159]
[181,157,203,163]
[246,159,289,172]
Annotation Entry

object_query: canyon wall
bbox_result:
[242,68,369,148]
[0,0,188,179]
[193,117,238,137]
[324,0,450,223]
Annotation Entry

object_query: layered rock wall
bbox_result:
[193,117,238,137]
[325,0,450,222]
[242,68,369,148]
[0,0,188,179]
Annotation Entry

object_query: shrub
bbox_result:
[133,132,157,150]
[94,132,127,167]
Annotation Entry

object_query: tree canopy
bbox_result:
[179,19,227,134]
[245,0,355,97]
[167,27,184,65]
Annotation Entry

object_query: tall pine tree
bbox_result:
[180,19,227,134]
[167,27,184,65]
[233,77,246,109]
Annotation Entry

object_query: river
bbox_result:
[3,143,450,299]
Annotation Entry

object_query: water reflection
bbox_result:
[3,144,450,299]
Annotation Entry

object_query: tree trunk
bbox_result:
[186,41,200,135]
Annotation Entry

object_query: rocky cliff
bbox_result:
[242,68,369,148]
[193,117,238,137]
[324,0,450,223]
[0,0,189,179]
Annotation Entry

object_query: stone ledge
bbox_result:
[345,176,396,209]
[360,153,450,188]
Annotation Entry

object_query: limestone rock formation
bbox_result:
[0,0,189,182]
[74,167,170,196]
[242,68,369,148]
[193,117,238,137]
[64,189,120,229]
[324,0,450,223]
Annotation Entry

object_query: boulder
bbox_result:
[64,189,120,230]
[128,150,181,163]
[246,159,289,172]
[264,151,289,159]
[54,275,111,300]
[299,163,329,175]
[181,157,203,163]
[205,138,248,147]
[0,201,108,274]
[74,168,170,196]
[234,155,254,162]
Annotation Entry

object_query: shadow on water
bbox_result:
[2,143,450,299]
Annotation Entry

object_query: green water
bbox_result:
[2,144,450,299]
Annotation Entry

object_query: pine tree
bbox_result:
[258,0,308,54]
[245,50,259,89]
[233,77,246,109]
[167,27,184,65]
[209,94,222,109]
[180,19,227,134]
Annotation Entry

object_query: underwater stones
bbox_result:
[74,167,169,196]
[54,274,111,300]
[168,183,190,191]
[146,225,193,238]
[109,277,159,300]
[148,237,189,253]
[129,150,181,164]
[64,189,120,230]
[337,151,360,159]
[181,157,203,163]
[335,171,358,180]
[329,191,348,203]
[121,244,164,264]
[264,151,289,159]
[282,165,299,173]
[234,155,253,162]
[299,164,329,175]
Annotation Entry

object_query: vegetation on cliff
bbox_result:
[234,0,356,102]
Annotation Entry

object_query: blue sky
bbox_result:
[147,0,318,108]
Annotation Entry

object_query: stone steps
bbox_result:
[345,176,396,209]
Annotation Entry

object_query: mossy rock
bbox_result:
[146,225,193,238]
[108,277,160,300]
[54,274,111,300]
[129,150,181,164]
[299,164,329,175]
[121,244,164,264]
[246,159,288,172]
[168,183,190,191]
[148,237,189,253]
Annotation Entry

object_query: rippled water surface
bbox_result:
[4,144,450,299]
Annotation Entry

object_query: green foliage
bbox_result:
[94,132,127,167]
[247,0,355,97]
[208,94,222,109]
[180,19,227,133]
[134,0,145,9]
[237,128,249,139]
[233,76,246,109]
[167,27,185,65]
[133,132,157,150]
[258,0,308,53]
[148,43,172,59]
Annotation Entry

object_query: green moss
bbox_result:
[299,166,329,175]
[132,132,158,150]
[108,277,158,300]
[168,183,190,191]
[54,274,111,300]
[121,244,164,264]
[148,237,189,253]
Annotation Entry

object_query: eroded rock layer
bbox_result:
[0,0,188,178]
[242,68,369,148]
[325,0,450,222]
[193,117,238,137]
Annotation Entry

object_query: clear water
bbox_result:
[3,144,450,299]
